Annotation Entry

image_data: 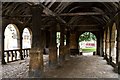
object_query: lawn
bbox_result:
[81,47,96,52]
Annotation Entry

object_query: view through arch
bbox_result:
[4,24,20,50]
[22,28,32,49]
[79,32,97,56]
[4,24,20,62]
[56,32,66,56]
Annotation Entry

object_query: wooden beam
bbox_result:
[77,28,99,31]
[59,12,104,16]
[41,24,99,27]
[3,12,103,17]
[67,24,98,27]
[39,3,66,24]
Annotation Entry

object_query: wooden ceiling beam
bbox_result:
[59,12,104,16]
[41,24,99,27]
[3,12,104,18]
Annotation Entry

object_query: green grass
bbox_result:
[81,47,96,52]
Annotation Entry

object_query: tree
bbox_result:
[79,32,96,42]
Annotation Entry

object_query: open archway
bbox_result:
[22,28,32,49]
[4,24,20,50]
[22,28,32,58]
[78,32,97,56]
[4,24,20,62]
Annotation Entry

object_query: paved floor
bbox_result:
[1,54,119,79]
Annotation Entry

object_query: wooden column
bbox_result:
[29,5,44,78]
[59,27,65,63]
[49,28,57,67]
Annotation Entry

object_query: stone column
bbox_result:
[108,36,112,64]
[46,30,50,48]
[100,31,104,57]
[49,28,57,68]
[19,32,24,60]
[69,32,78,55]
[59,27,65,63]
[1,19,6,64]
[117,27,120,74]
[103,32,106,57]
[110,24,117,64]
[105,29,110,62]
[65,31,70,59]
[97,31,102,56]
[104,30,108,60]
[110,40,115,62]
[29,5,44,78]
[108,23,114,64]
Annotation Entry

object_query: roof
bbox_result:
[2,2,120,31]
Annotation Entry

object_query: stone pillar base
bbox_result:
[80,52,83,55]
[104,53,107,60]
[49,47,57,68]
[2,60,6,65]
[64,46,70,60]
[29,48,43,78]
[108,57,112,65]
[59,55,65,63]
[59,46,65,63]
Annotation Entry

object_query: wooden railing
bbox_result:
[4,48,30,63]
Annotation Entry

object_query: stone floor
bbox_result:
[1,54,119,79]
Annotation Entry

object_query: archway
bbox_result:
[78,32,97,56]
[22,28,32,58]
[56,32,66,56]
[22,28,32,49]
[56,32,60,56]
[4,24,20,62]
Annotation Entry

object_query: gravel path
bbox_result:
[1,55,119,79]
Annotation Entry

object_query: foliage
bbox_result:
[79,32,96,42]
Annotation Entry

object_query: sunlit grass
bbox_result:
[81,47,96,52]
